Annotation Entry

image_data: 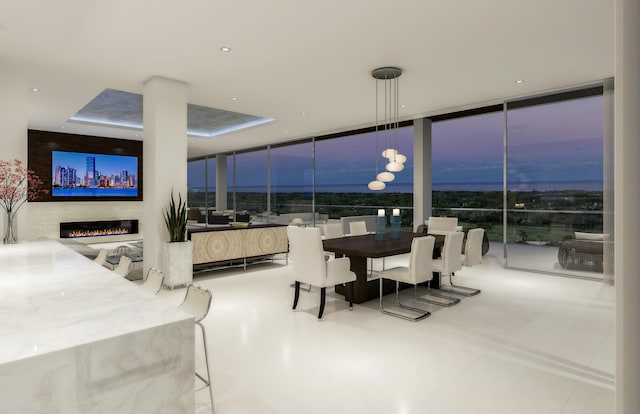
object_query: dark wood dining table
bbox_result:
[322,232,444,304]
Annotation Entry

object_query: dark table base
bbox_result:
[333,254,440,304]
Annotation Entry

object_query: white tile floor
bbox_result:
[143,248,614,414]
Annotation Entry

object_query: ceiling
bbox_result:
[0,0,614,159]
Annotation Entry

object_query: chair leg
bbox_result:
[293,281,300,309]
[449,272,481,296]
[348,282,353,310]
[196,322,215,412]
[378,278,430,321]
[416,282,460,307]
[433,272,481,297]
[318,287,326,319]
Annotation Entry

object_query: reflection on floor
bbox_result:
[499,242,605,280]
[142,248,614,414]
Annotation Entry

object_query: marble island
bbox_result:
[0,240,194,413]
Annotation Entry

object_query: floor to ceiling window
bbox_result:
[269,140,314,224]
[432,111,503,241]
[231,148,268,220]
[505,89,606,278]
[314,126,414,226]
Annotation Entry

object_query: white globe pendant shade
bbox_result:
[368,180,386,190]
[394,153,407,164]
[381,148,397,159]
[386,161,404,172]
[376,171,395,182]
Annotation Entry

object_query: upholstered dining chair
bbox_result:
[349,221,368,236]
[323,222,344,239]
[179,284,214,412]
[287,226,356,319]
[431,231,479,297]
[451,227,484,296]
[377,236,435,321]
[425,216,461,235]
[141,267,164,294]
[113,255,132,278]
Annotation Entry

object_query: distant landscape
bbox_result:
[188,186,604,245]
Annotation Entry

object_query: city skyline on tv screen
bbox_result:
[51,151,138,197]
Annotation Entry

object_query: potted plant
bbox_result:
[161,190,192,288]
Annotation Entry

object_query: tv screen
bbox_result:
[51,151,139,197]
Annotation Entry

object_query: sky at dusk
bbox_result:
[188,95,604,191]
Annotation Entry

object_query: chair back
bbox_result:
[113,245,131,255]
[409,236,435,284]
[114,255,132,277]
[464,228,485,266]
[426,217,459,235]
[349,221,368,236]
[179,284,212,323]
[287,226,327,285]
[323,222,343,239]
[94,248,108,266]
[142,268,164,294]
[441,231,464,273]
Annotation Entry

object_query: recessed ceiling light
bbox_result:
[301,112,307,116]
[515,79,524,84]
[220,47,231,52]
[31,87,40,92]
[231,97,238,101]
[400,104,406,109]
[283,129,289,133]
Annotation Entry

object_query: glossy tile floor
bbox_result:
[148,249,614,414]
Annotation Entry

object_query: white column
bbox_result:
[413,118,432,230]
[215,153,228,210]
[0,63,28,241]
[143,76,188,272]
[615,0,640,412]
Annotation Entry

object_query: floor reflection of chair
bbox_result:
[179,284,214,412]
[287,225,356,319]
[113,255,132,278]
[141,268,164,294]
[378,236,434,321]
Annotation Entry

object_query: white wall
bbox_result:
[27,201,143,243]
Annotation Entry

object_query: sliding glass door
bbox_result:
[505,91,606,278]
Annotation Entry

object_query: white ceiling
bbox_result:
[0,0,614,158]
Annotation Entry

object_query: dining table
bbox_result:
[322,232,444,304]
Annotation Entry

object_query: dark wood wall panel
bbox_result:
[28,130,143,202]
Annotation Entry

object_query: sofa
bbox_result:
[558,232,606,273]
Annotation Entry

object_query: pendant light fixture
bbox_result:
[368,66,406,190]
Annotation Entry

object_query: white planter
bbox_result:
[161,241,193,289]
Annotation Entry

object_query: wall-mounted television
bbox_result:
[28,130,143,202]
[51,151,139,198]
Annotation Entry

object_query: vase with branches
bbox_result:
[0,159,48,244]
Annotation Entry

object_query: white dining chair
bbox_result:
[378,236,435,321]
[287,226,356,319]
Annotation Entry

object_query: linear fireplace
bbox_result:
[60,220,139,238]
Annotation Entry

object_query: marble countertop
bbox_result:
[0,239,192,365]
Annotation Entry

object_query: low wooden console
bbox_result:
[188,223,288,269]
